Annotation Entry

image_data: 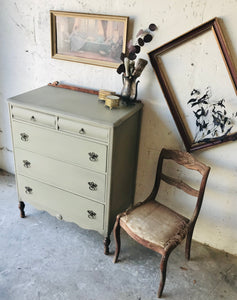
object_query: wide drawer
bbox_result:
[12,121,107,173]
[11,106,56,128]
[17,175,104,232]
[15,148,106,203]
[58,117,109,142]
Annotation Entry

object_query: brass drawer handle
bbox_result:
[31,115,36,121]
[25,186,33,194]
[79,128,85,134]
[23,160,31,168]
[20,133,29,141]
[88,182,97,191]
[87,210,96,219]
[88,152,98,162]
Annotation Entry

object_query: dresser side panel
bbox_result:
[106,109,142,235]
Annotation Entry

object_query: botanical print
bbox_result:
[187,87,237,144]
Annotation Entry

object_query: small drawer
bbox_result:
[11,106,56,128]
[58,117,109,142]
[15,148,106,203]
[17,175,104,232]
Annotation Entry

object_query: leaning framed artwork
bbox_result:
[149,18,237,152]
[50,11,128,68]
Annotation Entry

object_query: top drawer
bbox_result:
[58,117,109,142]
[11,106,56,128]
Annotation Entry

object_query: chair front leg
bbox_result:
[158,253,170,298]
[113,216,121,263]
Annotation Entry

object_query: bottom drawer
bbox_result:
[17,175,104,233]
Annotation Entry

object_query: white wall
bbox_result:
[0,0,237,255]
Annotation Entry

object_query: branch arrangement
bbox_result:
[117,23,157,80]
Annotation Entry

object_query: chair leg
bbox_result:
[185,227,194,260]
[158,254,170,298]
[113,216,121,263]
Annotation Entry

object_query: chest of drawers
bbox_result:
[8,85,143,254]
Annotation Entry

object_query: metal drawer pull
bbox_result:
[20,133,29,141]
[31,116,36,121]
[88,152,98,162]
[88,182,97,191]
[23,160,31,168]
[25,186,33,194]
[87,210,96,219]
[79,128,85,134]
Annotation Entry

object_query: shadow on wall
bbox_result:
[194,140,237,203]
[219,18,237,78]
[134,99,184,203]
[0,128,3,151]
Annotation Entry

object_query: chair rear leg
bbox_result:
[185,227,194,260]
[113,216,121,263]
[158,253,170,298]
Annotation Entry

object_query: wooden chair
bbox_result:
[113,148,210,298]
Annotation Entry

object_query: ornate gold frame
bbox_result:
[50,10,128,68]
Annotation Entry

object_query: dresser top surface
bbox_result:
[8,86,143,126]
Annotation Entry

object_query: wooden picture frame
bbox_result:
[50,10,128,68]
[149,18,237,152]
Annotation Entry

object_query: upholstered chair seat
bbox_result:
[120,200,189,250]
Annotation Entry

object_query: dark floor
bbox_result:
[0,170,237,300]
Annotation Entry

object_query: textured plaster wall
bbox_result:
[0,0,237,255]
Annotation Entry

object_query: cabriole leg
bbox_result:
[18,201,25,218]
[104,236,111,255]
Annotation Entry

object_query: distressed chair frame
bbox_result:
[113,148,210,298]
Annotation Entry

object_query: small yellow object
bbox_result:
[104,95,120,110]
[98,89,116,101]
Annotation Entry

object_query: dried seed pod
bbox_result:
[149,23,157,31]
[128,52,137,60]
[134,45,141,53]
[117,63,125,74]
[138,38,144,46]
[144,34,152,43]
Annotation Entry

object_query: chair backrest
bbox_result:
[148,148,210,225]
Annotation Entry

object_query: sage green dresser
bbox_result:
[8,85,143,254]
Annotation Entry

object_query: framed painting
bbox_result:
[50,11,128,68]
[149,18,237,152]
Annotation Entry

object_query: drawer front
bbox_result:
[58,117,109,142]
[15,148,106,203]
[11,106,56,128]
[17,175,104,232]
[12,121,107,173]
